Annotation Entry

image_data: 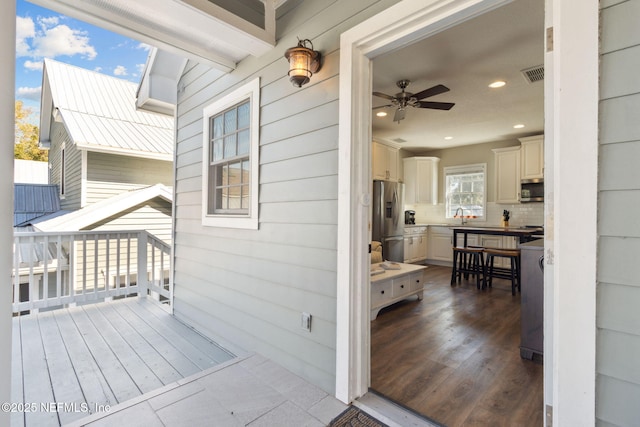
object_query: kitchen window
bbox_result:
[444,163,486,219]
[202,78,260,229]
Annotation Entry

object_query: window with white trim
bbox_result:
[444,163,486,219]
[202,78,260,229]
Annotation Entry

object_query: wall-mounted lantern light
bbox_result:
[284,38,322,88]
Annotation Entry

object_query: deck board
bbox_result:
[12,297,236,427]
[36,311,87,426]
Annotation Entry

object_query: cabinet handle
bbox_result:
[400,285,404,289]
[381,290,385,294]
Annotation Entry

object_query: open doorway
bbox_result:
[366,0,545,424]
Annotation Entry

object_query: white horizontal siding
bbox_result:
[49,123,82,210]
[90,200,172,243]
[172,0,399,395]
[85,151,172,205]
[597,1,640,425]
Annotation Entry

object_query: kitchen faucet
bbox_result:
[455,207,467,225]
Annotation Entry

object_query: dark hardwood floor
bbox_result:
[371,265,543,427]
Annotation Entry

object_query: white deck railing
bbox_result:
[12,230,172,314]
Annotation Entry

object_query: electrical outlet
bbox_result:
[301,312,312,332]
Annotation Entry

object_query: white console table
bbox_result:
[370,263,427,320]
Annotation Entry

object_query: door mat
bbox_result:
[329,406,389,427]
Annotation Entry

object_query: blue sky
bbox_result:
[16,0,150,124]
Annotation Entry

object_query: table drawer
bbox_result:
[392,276,411,297]
[410,271,424,292]
[372,280,392,307]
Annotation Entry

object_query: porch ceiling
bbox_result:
[27,0,280,72]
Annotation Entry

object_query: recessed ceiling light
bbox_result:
[489,81,506,88]
[444,136,453,140]
[376,111,387,117]
[513,124,525,129]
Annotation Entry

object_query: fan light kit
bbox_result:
[373,79,455,123]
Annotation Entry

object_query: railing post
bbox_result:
[137,231,148,299]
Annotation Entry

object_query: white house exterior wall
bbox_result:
[597,1,640,425]
[49,122,83,210]
[85,151,173,205]
[172,0,399,394]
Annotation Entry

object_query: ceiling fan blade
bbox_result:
[372,91,395,101]
[373,104,392,110]
[416,101,455,110]
[412,84,450,100]
[393,108,406,122]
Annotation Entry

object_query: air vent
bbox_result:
[521,65,544,83]
[392,138,407,143]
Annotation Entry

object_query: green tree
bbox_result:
[14,100,47,162]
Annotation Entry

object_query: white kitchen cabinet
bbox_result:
[520,135,544,180]
[372,141,399,182]
[404,226,428,263]
[493,146,521,204]
[427,226,453,263]
[403,157,440,204]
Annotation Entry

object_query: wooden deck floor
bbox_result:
[371,265,544,427]
[10,297,235,427]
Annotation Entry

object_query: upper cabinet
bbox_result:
[372,141,400,182]
[403,157,440,204]
[520,135,544,180]
[493,146,521,204]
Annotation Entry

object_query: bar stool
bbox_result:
[451,247,485,289]
[484,248,521,296]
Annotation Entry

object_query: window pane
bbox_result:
[237,129,250,156]
[213,116,224,138]
[238,102,250,129]
[228,161,242,185]
[224,135,237,158]
[224,109,237,133]
[241,185,250,209]
[213,139,223,161]
[220,164,229,186]
[242,160,250,184]
[216,187,228,210]
[228,185,241,209]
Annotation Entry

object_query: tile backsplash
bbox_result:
[406,202,544,227]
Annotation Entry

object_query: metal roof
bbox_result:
[42,59,174,160]
[33,183,172,231]
[14,184,61,227]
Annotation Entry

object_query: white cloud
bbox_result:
[38,16,60,28]
[16,16,36,57]
[135,63,146,76]
[94,66,103,73]
[113,65,127,76]
[23,60,43,71]
[16,86,42,101]
[33,24,97,60]
[136,43,151,51]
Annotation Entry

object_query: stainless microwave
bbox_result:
[521,179,544,203]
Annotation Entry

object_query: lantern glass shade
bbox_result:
[288,48,312,87]
[284,40,321,88]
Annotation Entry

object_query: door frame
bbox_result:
[335,0,599,425]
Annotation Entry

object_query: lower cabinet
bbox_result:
[427,226,453,263]
[371,265,426,319]
[404,226,428,263]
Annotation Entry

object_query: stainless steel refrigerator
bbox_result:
[372,180,404,262]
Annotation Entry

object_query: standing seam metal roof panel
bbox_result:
[43,59,174,158]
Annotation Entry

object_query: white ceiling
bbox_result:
[372,0,544,152]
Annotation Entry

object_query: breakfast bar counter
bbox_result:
[452,226,542,247]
